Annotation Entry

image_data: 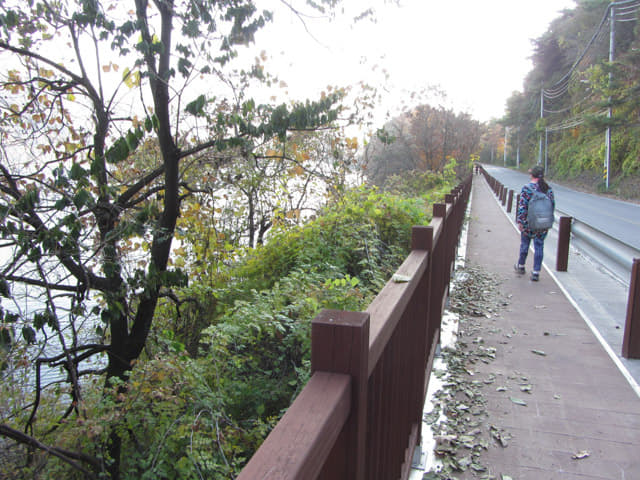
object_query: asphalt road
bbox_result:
[481,164,640,250]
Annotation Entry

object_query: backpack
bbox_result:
[527,189,554,230]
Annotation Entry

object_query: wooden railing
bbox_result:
[237,175,473,480]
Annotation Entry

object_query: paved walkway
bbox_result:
[455,175,640,479]
[481,164,640,385]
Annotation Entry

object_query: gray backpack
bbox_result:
[527,189,554,230]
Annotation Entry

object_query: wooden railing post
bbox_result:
[312,310,370,480]
[444,194,456,275]
[556,216,572,272]
[431,203,447,342]
[410,225,434,409]
[622,259,640,359]
[507,189,514,213]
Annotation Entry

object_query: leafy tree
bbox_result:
[364,104,481,185]
[186,127,360,251]
[0,1,359,477]
[155,126,362,355]
[362,117,415,185]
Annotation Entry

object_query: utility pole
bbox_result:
[538,89,544,165]
[504,126,508,166]
[604,5,615,190]
[544,127,549,175]
[516,126,521,168]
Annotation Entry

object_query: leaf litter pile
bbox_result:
[423,264,513,480]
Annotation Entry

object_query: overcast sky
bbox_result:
[254,0,577,126]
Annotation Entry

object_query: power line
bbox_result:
[542,5,611,97]
[545,109,608,132]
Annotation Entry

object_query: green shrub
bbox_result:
[10,173,458,479]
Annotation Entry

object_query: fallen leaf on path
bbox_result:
[422,473,440,480]
[572,450,590,460]
[458,455,472,470]
[391,273,411,283]
[490,425,511,447]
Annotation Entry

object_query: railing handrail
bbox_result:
[236,372,352,480]
[367,248,430,376]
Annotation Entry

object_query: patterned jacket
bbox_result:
[517,181,555,239]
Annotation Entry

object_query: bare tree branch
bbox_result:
[0,424,101,478]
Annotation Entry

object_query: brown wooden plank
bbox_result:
[237,372,351,480]
[429,216,444,245]
[411,225,433,251]
[433,202,447,218]
[422,331,440,400]
[366,251,428,376]
[366,362,384,478]
[312,310,369,480]
[399,423,420,480]
[239,176,471,480]
[507,189,514,213]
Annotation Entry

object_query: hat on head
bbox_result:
[530,165,544,179]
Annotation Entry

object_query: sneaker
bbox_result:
[531,271,540,281]
[514,264,525,275]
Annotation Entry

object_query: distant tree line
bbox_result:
[362,104,482,186]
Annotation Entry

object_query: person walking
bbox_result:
[514,165,555,281]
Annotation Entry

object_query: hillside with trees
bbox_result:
[496,0,640,201]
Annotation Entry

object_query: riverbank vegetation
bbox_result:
[0,1,475,477]
[1,163,462,479]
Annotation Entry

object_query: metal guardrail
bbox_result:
[557,209,640,286]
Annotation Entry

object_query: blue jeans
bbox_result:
[518,233,544,272]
